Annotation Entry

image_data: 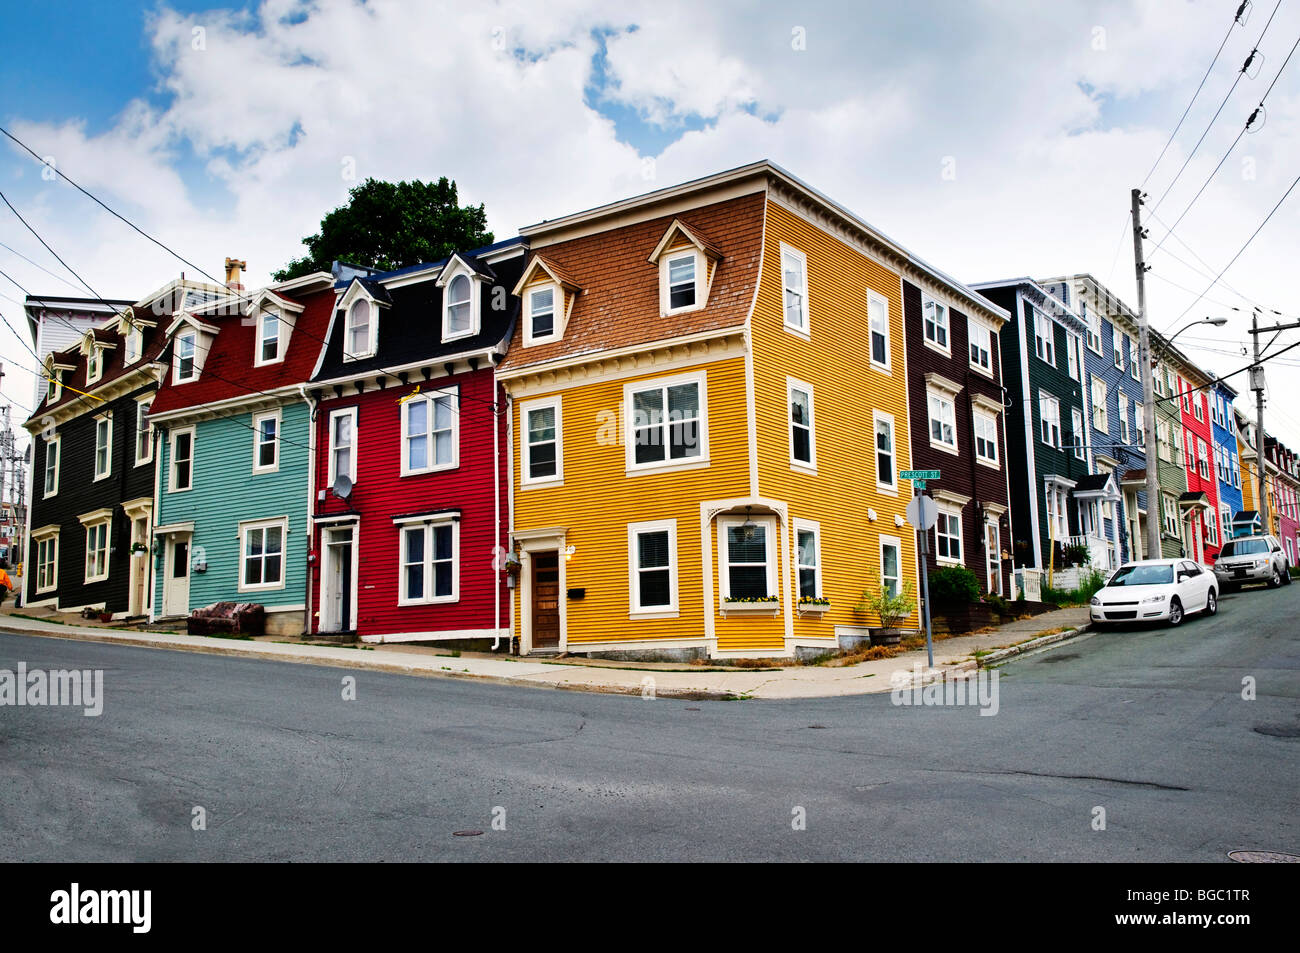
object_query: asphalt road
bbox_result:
[1,583,1297,862]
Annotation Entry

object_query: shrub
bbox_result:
[856,572,917,629]
[928,565,981,607]
[982,592,1012,616]
[1057,542,1090,568]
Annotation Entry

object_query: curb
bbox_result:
[976,623,1094,667]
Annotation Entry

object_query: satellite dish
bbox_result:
[332,474,353,500]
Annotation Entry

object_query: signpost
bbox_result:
[902,470,940,669]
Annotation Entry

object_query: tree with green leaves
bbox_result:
[273,177,494,281]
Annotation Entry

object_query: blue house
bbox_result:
[1210,379,1243,541]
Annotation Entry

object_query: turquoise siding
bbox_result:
[154,400,311,616]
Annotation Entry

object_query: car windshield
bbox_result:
[1108,564,1174,586]
[1220,539,1267,557]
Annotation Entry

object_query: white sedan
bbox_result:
[1089,558,1218,627]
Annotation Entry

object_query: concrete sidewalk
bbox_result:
[0,607,1090,699]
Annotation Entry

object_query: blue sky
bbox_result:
[2,0,1300,448]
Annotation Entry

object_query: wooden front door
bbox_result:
[531,551,560,648]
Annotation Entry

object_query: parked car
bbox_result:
[1089,559,1217,628]
[1212,535,1292,592]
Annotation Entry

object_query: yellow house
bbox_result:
[497,162,1003,659]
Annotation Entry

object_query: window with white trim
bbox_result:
[523,397,562,484]
[444,273,475,338]
[922,293,949,351]
[84,519,109,583]
[1039,392,1060,448]
[87,345,102,385]
[403,389,458,475]
[345,298,374,360]
[663,251,699,314]
[719,516,776,601]
[43,435,60,497]
[135,398,153,465]
[253,411,279,472]
[781,245,808,334]
[1034,310,1055,366]
[46,370,61,403]
[93,413,112,481]
[1135,402,1145,442]
[788,378,815,468]
[241,519,286,591]
[527,286,556,343]
[1085,306,1101,354]
[1066,335,1079,380]
[629,519,677,614]
[935,505,963,564]
[1112,330,1123,370]
[928,389,956,450]
[1118,392,1130,444]
[35,533,58,593]
[1162,493,1179,536]
[1207,505,1219,545]
[874,411,895,489]
[400,520,458,603]
[969,321,991,373]
[258,311,282,365]
[794,519,821,599]
[1091,376,1108,432]
[328,408,356,486]
[1157,420,1171,463]
[868,292,890,368]
[1130,336,1141,380]
[170,428,194,491]
[879,535,902,598]
[1193,391,1204,421]
[626,373,706,470]
[175,330,197,382]
[1071,408,1085,460]
[974,411,998,464]
[125,324,142,365]
[1197,437,1209,479]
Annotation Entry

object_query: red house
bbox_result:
[308,240,525,643]
[1178,371,1220,563]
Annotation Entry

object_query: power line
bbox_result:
[0,239,85,294]
[0,189,107,303]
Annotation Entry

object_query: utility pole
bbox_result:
[1247,311,1300,534]
[1133,188,1163,561]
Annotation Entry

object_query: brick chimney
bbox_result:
[224,257,247,291]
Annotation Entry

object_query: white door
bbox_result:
[321,527,353,632]
[985,522,1001,595]
[129,516,149,617]
[163,533,191,617]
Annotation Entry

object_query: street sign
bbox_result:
[906,494,938,531]
[912,480,926,489]
[900,469,940,481]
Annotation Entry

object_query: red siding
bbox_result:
[1180,379,1220,560]
[311,367,508,638]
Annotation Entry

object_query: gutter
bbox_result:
[300,384,316,636]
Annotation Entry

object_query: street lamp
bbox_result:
[1164,316,1228,348]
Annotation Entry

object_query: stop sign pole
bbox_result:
[903,471,940,670]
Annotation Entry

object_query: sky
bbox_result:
[2,0,1300,455]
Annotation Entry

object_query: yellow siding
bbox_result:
[750,200,919,636]
[511,356,750,647]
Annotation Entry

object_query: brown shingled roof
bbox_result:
[497,191,763,372]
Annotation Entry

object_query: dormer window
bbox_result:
[529,287,555,340]
[175,331,197,383]
[124,325,142,364]
[649,219,720,318]
[258,310,282,365]
[345,299,374,360]
[515,256,580,348]
[47,371,61,403]
[666,253,697,312]
[87,345,102,384]
[445,274,474,338]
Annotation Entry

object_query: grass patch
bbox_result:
[9,612,65,625]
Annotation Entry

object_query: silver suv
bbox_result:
[1213,535,1292,591]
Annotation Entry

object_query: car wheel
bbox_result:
[1268,567,1282,589]
[1205,589,1217,616]
[1168,597,1184,627]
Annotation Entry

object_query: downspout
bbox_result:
[147,423,162,623]
[300,384,315,636]
[492,378,502,651]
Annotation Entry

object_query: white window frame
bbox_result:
[1086,309,1102,355]
[256,309,284,367]
[1162,493,1179,537]
[623,371,709,475]
[627,518,679,617]
[927,388,957,453]
[934,503,963,565]
[1039,392,1061,448]
[344,297,377,361]
[1130,336,1141,380]
[252,409,281,474]
[327,407,357,487]
[401,388,460,476]
[521,395,563,486]
[1118,393,1131,444]
[874,410,897,493]
[921,292,950,354]
[124,324,143,365]
[969,321,992,375]
[717,514,778,603]
[879,534,902,598]
[1034,310,1055,366]
[1066,334,1079,381]
[46,370,62,404]
[169,426,195,492]
[442,270,480,342]
[93,412,113,482]
[86,345,102,385]
[523,283,559,347]
[867,292,891,370]
[661,249,703,316]
[1071,408,1085,460]
[1113,334,1123,371]
[793,517,822,601]
[787,377,816,471]
[973,410,998,466]
[1197,437,1209,479]
[43,434,60,498]
[174,330,198,383]
[34,532,59,594]
[397,518,460,605]
[1193,391,1204,422]
[1091,376,1108,432]
[83,518,110,584]
[780,243,809,336]
[239,517,289,593]
[135,397,153,466]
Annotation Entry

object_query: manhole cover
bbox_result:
[1253,723,1300,738]
[1038,654,1080,664]
[1228,850,1300,863]
[452,830,484,837]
